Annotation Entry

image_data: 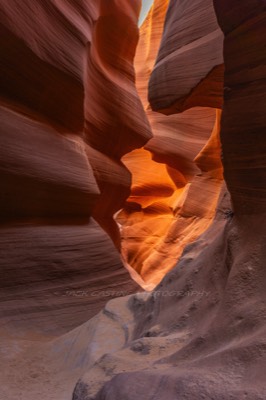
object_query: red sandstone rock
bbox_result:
[120,0,224,285]
[0,0,146,337]
[1,1,265,399]
[0,0,98,131]
[83,0,152,246]
[214,0,266,214]
[71,1,266,399]
[73,191,266,400]
[148,0,224,113]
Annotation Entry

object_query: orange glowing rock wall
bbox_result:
[0,0,151,336]
[84,0,152,248]
[119,0,224,285]
[72,2,266,398]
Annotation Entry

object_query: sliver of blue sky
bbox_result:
[139,0,154,26]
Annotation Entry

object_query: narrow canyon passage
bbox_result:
[0,1,265,400]
[118,0,224,285]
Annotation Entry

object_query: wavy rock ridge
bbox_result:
[0,0,151,338]
[0,0,265,399]
[72,0,266,399]
[119,0,224,285]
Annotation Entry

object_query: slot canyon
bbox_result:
[0,0,265,399]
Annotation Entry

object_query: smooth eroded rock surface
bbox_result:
[214,0,266,214]
[71,1,266,399]
[73,191,266,400]
[0,0,147,337]
[148,0,224,113]
[1,0,265,399]
[119,0,224,285]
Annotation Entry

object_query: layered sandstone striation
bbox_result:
[83,0,151,249]
[74,193,266,400]
[1,0,265,399]
[119,0,224,285]
[148,0,224,113]
[72,0,266,399]
[0,0,151,337]
[213,0,266,214]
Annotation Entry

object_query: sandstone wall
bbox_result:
[119,0,224,285]
[0,0,151,337]
[72,1,266,399]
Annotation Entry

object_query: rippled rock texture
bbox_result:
[1,0,265,399]
[0,0,151,337]
[119,0,224,285]
[148,0,224,113]
[72,1,266,399]
[213,0,266,214]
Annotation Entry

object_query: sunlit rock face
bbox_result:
[119,0,224,286]
[1,1,265,399]
[72,1,266,399]
[0,0,150,337]
[84,0,152,248]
